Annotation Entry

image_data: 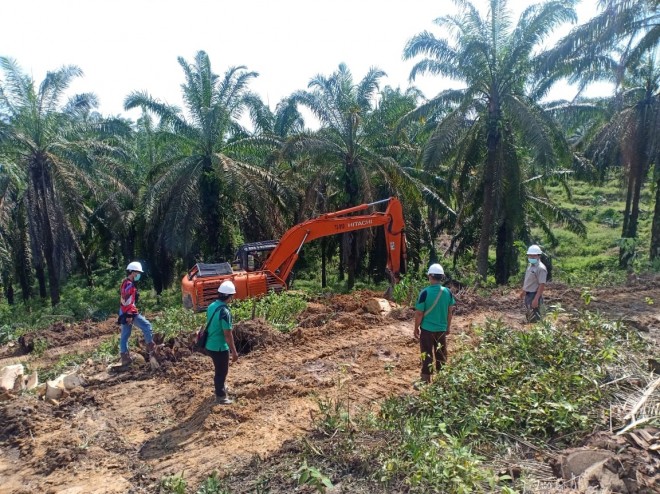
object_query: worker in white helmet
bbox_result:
[520,245,547,322]
[206,280,239,405]
[413,263,456,387]
[118,261,156,366]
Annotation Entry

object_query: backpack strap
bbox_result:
[423,286,444,317]
[205,305,224,331]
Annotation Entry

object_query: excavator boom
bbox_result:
[182,197,406,311]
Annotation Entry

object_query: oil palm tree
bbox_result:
[403,0,579,282]
[125,51,287,265]
[286,64,448,288]
[285,64,390,288]
[547,0,660,261]
[585,59,660,265]
[0,57,126,304]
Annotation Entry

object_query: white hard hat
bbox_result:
[527,245,543,255]
[427,263,444,275]
[218,280,237,295]
[126,261,143,273]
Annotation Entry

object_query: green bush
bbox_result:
[392,273,427,307]
[231,291,307,332]
[372,311,645,492]
[196,471,229,494]
[152,307,203,340]
[159,473,187,494]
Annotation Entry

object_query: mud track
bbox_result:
[0,281,659,493]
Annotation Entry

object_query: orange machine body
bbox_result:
[182,197,406,311]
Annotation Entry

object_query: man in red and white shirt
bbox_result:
[119,261,155,365]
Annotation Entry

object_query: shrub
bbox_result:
[373,312,645,491]
[232,291,307,333]
[152,307,203,340]
[159,473,187,494]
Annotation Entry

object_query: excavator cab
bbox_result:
[181,262,234,310]
[233,240,278,272]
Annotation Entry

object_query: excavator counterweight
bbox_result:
[182,197,407,311]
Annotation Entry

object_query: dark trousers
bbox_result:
[208,349,229,397]
[524,291,544,322]
[420,329,447,377]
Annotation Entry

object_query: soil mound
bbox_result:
[17,318,117,354]
[389,306,415,321]
[233,319,285,354]
[0,399,53,455]
[324,290,383,312]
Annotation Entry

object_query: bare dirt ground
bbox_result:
[0,278,659,494]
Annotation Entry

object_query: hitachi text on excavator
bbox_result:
[181,197,407,311]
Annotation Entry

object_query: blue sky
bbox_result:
[2,0,604,121]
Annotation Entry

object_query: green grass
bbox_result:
[232,291,308,332]
[533,177,656,283]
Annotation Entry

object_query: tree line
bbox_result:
[0,0,658,306]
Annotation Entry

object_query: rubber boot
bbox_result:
[215,388,233,405]
[120,352,132,366]
[215,395,233,405]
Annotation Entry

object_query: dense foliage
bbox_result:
[0,0,658,308]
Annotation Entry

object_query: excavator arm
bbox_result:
[182,197,406,311]
[262,197,406,287]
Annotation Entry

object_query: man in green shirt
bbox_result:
[414,263,456,385]
[206,280,239,405]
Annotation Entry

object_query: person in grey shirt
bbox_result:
[520,245,547,322]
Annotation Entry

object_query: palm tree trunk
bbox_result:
[46,259,60,305]
[41,195,61,306]
[200,165,223,260]
[1,272,14,305]
[35,265,47,299]
[495,148,522,284]
[346,234,357,289]
[13,230,33,302]
[628,165,643,239]
[477,114,501,280]
[428,207,438,263]
[651,164,660,261]
[44,225,61,306]
[344,161,360,290]
[17,261,33,302]
[620,155,644,267]
[495,220,515,285]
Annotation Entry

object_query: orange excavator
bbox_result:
[181,197,407,311]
